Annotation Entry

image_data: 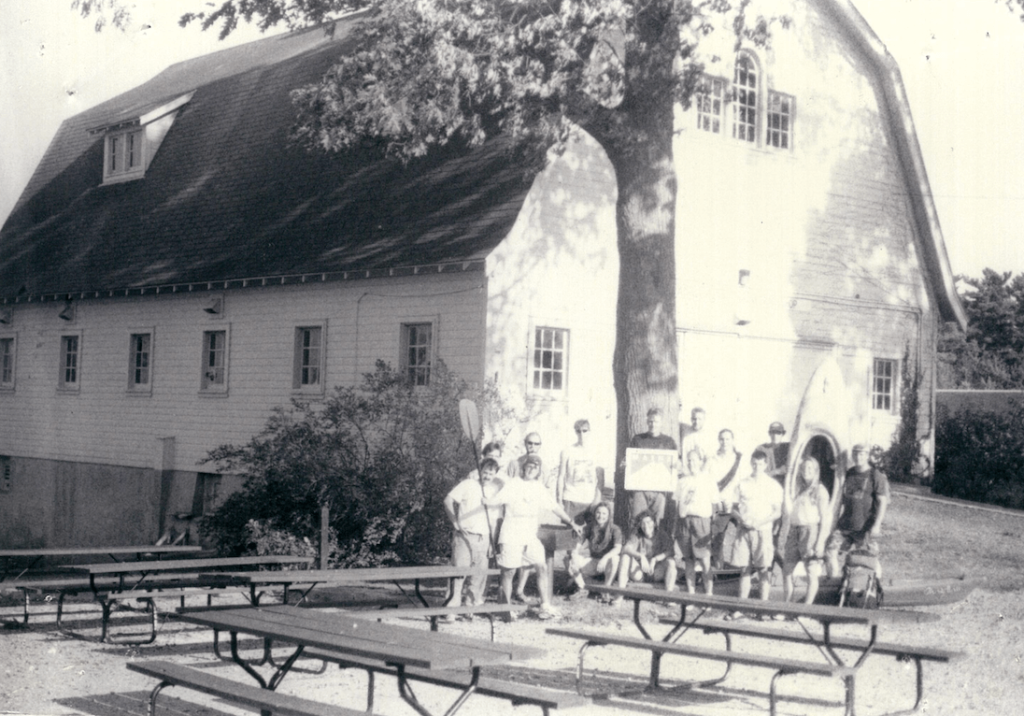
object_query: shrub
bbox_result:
[933,401,1024,509]
[198,360,476,565]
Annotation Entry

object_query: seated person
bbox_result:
[674,450,720,595]
[564,502,622,601]
[781,457,830,607]
[612,512,677,605]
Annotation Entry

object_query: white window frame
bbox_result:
[0,334,15,390]
[695,75,726,135]
[200,327,230,395]
[127,329,154,394]
[103,127,146,184]
[731,52,759,144]
[58,331,83,393]
[528,326,569,397]
[766,90,794,150]
[293,323,326,394]
[871,357,898,413]
[401,321,435,387]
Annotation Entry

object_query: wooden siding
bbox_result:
[0,272,486,473]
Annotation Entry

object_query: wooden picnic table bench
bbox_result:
[0,544,202,581]
[203,565,498,607]
[657,616,963,714]
[54,555,312,643]
[548,584,949,716]
[364,603,529,641]
[303,650,589,715]
[173,605,555,716]
[127,660,368,716]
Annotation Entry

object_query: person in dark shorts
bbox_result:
[626,407,679,530]
[781,457,830,606]
[674,450,720,594]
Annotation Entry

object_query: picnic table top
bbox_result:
[0,545,202,558]
[587,585,940,625]
[177,605,544,670]
[202,565,499,586]
[68,554,313,575]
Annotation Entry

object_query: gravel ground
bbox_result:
[2,490,1023,716]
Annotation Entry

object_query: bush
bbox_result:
[933,401,1024,509]
[198,360,476,565]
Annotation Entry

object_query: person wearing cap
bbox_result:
[825,443,891,578]
[758,421,790,486]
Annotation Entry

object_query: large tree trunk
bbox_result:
[605,129,680,524]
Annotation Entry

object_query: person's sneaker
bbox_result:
[536,605,561,620]
[567,588,589,603]
[608,596,624,608]
[459,612,476,622]
[724,611,746,621]
[771,612,788,621]
[514,592,539,606]
[440,612,457,624]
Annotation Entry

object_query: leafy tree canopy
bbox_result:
[938,269,1024,389]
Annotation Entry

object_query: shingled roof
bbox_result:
[0,18,534,302]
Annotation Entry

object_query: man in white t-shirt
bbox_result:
[680,407,715,474]
[557,419,605,524]
[442,457,503,610]
[722,449,784,618]
[484,455,582,620]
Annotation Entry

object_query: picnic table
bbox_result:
[203,565,499,607]
[548,585,955,716]
[173,605,548,716]
[0,544,201,581]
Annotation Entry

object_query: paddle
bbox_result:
[458,399,498,557]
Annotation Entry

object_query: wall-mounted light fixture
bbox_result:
[58,300,76,322]
[0,307,12,325]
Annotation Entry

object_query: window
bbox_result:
[293,326,324,391]
[201,330,228,392]
[105,128,144,181]
[531,327,568,393]
[59,334,81,390]
[0,456,10,493]
[872,358,897,412]
[766,91,794,149]
[732,54,758,143]
[401,323,432,386]
[128,332,152,391]
[0,337,14,389]
[695,76,725,134]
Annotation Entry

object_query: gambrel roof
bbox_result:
[0,2,965,330]
[0,19,532,302]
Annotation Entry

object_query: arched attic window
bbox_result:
[732,52,759,143]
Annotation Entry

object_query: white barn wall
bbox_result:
[485,131,620,480]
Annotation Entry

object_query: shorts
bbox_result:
[567,550,619,578]
[629,491,667,526]
[784,523,822,565]
[497,537,547,570]
[729,525,774,570]
[825,529,879,558]
[674,515,713,560]
[623,556,671,584]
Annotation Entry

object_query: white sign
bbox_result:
[624,448,678,492]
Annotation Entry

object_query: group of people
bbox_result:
[443,407,890,620]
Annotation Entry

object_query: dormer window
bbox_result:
[91,91,194,186]
[106,128,145,181]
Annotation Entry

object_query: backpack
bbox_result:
[839,549,883,609]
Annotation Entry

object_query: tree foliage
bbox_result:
[199,361,476,565]
[938,269,1024,389]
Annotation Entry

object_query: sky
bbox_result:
[2,0,1023,280]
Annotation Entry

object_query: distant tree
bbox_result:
[938,269,1024,389]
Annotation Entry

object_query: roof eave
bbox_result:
[823,0,968,331]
